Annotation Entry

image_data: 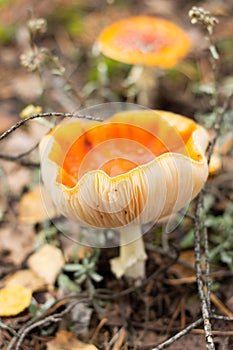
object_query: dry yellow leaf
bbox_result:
[18,184,58,224]
[209,153,222,176]
[0,284,32,317]
[28,244,65,285]
[5,269,46,292]
[46,330,99,350]
[20,104,42,119]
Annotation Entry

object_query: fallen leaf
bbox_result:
[169,250,195,278]
[46,330,99,350]
[0,224,35,265]
[5,269,46,292]
[27,244,65,285]
[20,104,42,119]
[18,184,58,224]
[0,284,32,317]
[209,153,222,176]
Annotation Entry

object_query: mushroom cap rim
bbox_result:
[55,132,208,193]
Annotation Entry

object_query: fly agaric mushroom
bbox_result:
[40,107,209,279]
[97,16,190,67]
[97,16,191,105]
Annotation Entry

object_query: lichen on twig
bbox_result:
[151,318,203,350]
[0,112,102,168]
[0,112,102,143]
[189,6,233,350]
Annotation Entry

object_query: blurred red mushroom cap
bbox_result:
[97,16,191,67]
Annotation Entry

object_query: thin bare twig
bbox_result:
[211,314,233,322]
[194,192,215,350]
[150,307,233,350]
[192,329,233,336]
[207,92,233,163]
[0,143,39,160]
[188,8,233,350]
[7,299,87,350]
[203,200,211,312]
[0,143,40,167]
[151,318,203,350]
[0,158,39,167]
[192,91,233,350]
[0,321,18,337]
[0,112,102,142]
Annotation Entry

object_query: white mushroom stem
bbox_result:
[126,65,160,107]
[110,225,147,279]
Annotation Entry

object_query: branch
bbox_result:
[192,85,232,350]
[207,92,233,164]
[0,112,103,142]
[6,298,87,350]
[194,192,215,350]
[0,143,40,167]
[211,314,233,322]
[151,318,203,350]
[193,71,233,350]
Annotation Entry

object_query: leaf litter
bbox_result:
[0,0,232,349]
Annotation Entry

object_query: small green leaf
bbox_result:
[64,264,84,272]
[75,273,87,285]
[180,230,194,249]
[210,282,221,292]
[29,299,38,317]
[58,273,80,292]
[89,271,103,282]
[220,251,233,270]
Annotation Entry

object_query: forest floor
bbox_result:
[0,0,233,349]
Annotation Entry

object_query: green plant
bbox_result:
[63,249,103,296]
